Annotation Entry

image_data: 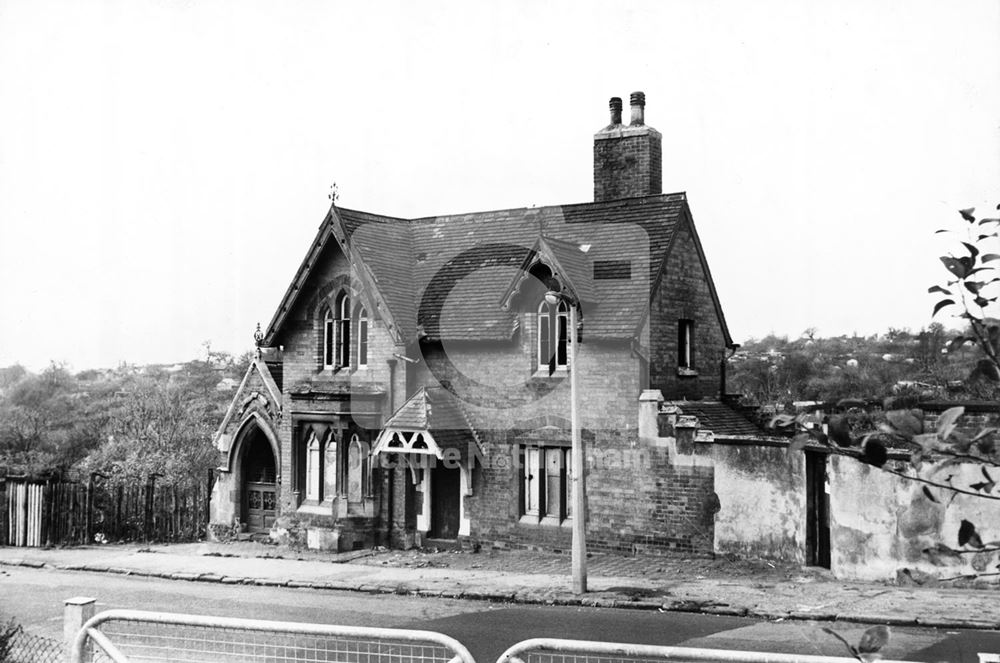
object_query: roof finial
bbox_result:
[253,323,264,354]
[328,182,340,205]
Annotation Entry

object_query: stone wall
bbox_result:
[208,362,282,535]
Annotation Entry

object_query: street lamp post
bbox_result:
[546,289,586,594]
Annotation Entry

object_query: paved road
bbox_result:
[2,565,999,663]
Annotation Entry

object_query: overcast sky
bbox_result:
[1,1,998,372]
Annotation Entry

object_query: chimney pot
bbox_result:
[609,97,623,126]
[630,91,646,126]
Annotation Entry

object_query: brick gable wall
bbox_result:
[270,244,402,546]
[650,221,727,400]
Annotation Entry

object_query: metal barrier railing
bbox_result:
[495,637,920,663]
[70,609,477,663]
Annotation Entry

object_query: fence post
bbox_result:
[85,475,94,544]
[143,479,152,542]
[206,468,215,531]
[67,482,76,544]
[20,481,29,546]
[43,480,52,546]
[51,482,59,545]
[145,474,162,542]
[64,596,95,663]
[114,484,123,541]
[0,479,6,546]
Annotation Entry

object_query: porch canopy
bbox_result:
[372,387,482,465]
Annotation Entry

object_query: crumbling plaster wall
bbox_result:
[830,456,1000,582]
[712,443,806,563]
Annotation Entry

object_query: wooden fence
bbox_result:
[1,472,214,547]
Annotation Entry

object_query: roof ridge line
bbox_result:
[339,192,688,226]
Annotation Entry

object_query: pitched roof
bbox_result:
[337,209,418,341]
[264,193,733,347]
[668,401,766,437]
[542,235,597,302]
[498,235,598,309]
[213,356,282,445]
[374,386,483,461]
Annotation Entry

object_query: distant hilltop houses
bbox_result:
[215,377,240,392]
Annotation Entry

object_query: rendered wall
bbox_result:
[712,443,806,563]
[829,456,1000,582]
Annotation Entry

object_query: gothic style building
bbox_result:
[209,92,736,553]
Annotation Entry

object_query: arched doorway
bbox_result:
[241,427,277,533]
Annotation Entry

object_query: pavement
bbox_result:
[1,541,999,630]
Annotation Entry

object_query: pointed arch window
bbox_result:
[305,432,321,501]
[678,319,695,371]
[537,299,570,372]
[347,433,366,503]
[323,310,336,369]
[324,433,338,499]
[357,307,368,368]
[335,293,351,368]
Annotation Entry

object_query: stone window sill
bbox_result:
[677,367,699,378]
[531,368,568,380]
[297,501,333,516]
[519,514,571,528]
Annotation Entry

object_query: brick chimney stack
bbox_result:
[593,91,662,202]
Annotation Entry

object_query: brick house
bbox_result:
[209,92,739,553]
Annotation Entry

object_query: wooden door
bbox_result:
[429,465,461,539]
[245,482,276,533]
[805,450,831,568]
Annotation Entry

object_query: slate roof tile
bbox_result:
[669,401,766,437]
[264,193,731,347]
[336,194,687,343]
[538,235,597,303]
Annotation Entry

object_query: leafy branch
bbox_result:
[932,205,1000,378]
[877,465,1000,501]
